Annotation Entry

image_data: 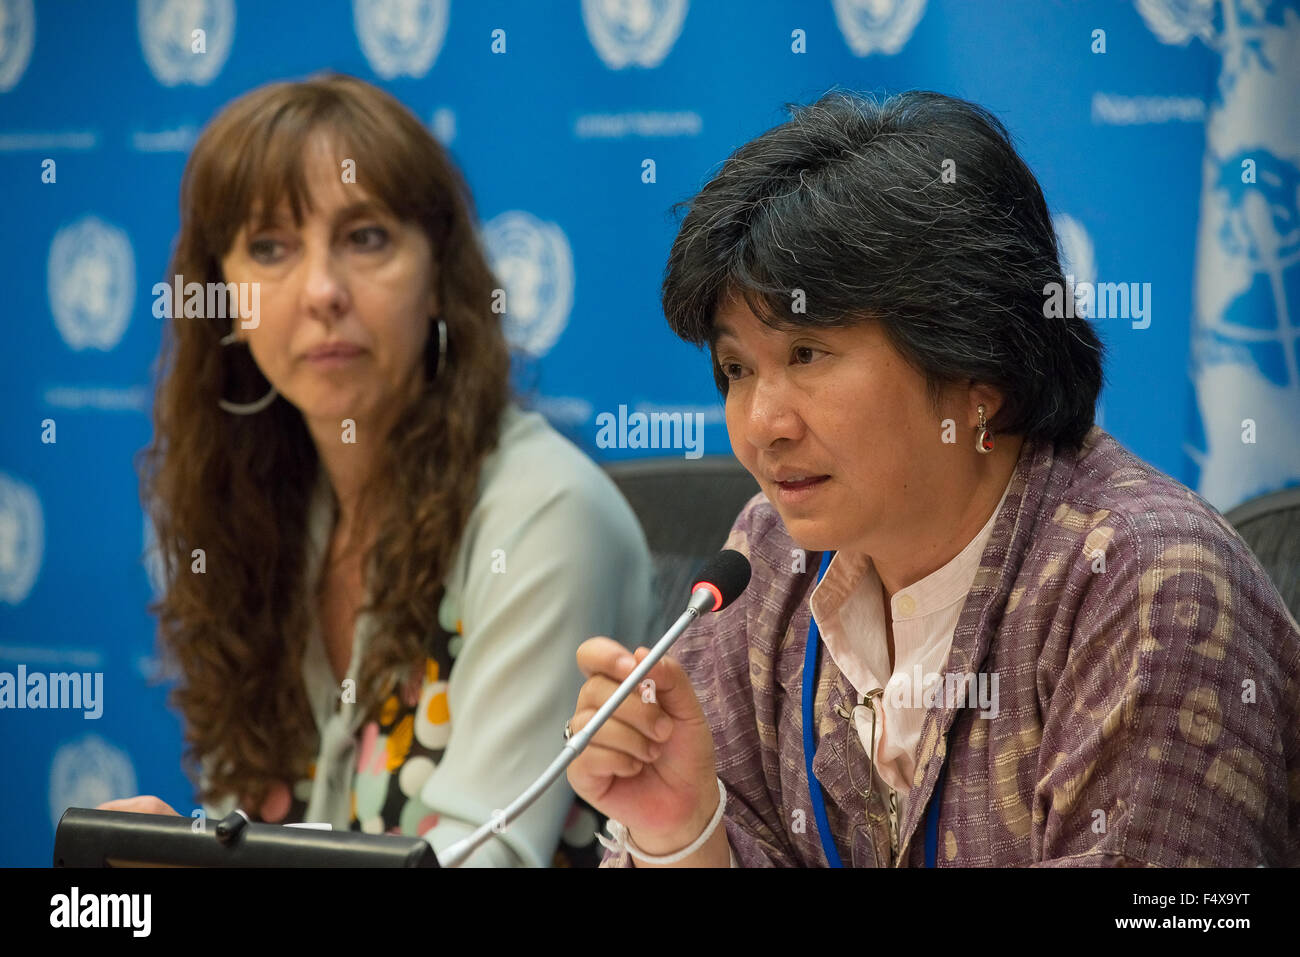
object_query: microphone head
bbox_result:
[691,549,752,612]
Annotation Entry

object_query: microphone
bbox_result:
[686,547,751,615]
[436,548,752,867]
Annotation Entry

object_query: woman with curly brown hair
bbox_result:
[99,72,653,867]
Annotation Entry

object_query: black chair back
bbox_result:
[1224,485,1300,621]
[605,456,761,639]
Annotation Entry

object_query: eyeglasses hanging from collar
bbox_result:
[836,687,899,864]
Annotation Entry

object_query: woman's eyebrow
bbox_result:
[333,199,388,223]
[247,206,290,229]
[246,199,389,230]
[712,322,737,349]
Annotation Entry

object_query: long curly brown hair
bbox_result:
[138,73,509,813]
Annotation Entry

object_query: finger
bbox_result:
[97,796,177,815]
[608,646,699,724]
[576,641,694,725]
[97,796,148,812]
[576,636,637,679]
[569,709,662,763]
[575,674,673,743]
[573,743,645,780]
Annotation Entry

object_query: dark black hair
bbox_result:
[661,89,1105,452]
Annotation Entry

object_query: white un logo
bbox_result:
[1138,0,1300,506]
[1134,0,1217,46]
[138,0,235,87]
[353,0,450,80]
[142,515,168,600]
[0,471,43,606]
[831,0,927,56]
[581,0,689,69]
[483,211,575,358]
[0,0,35,93]
[1053,213,1097,318]
[47,215,135,352]
[49,736,138,832]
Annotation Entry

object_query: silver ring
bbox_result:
[563,719,572,741]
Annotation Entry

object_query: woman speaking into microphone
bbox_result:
[99,72,652,867]
[566,90,1300,868]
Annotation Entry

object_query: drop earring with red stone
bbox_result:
[975,404,994,454]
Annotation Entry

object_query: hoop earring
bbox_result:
[975,404,994,454]
[218,332,279,415]
[434,317,447,380]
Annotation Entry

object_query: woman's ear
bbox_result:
[968,383,1006,427]
[426,258,441,319]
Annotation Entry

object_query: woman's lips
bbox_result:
[304,343,365,366]
[773,475,830,505]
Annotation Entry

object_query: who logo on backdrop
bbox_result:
[138,0,234,87]
[49,736,138,832]
[47,215,135,352]
[1138,0,1300,507]
[483,211,574,358]
[582,0,689,69]
[0,0,35,93]
[0,471,43,606]
[353,0,450,79]
[832,0,928,56]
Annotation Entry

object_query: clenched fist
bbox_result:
[565,637,729,866]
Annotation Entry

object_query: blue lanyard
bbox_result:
[802,550,946,867]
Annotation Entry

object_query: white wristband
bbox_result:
[598,777,727,866]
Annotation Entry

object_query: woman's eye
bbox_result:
[351,225,389,249]
[248,238,283,262]
[792,345,824,365]
[720,361,747,381]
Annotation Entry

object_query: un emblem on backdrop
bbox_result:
[0,472,42,606]
[353,0,450,80]
[50,736,138,832]
[482,211,575,358]
[1135,0,1218,46]
[1053,213,1097,317]
[0,0,35,93]
[1138,0,1300,505]
[832,0,927,56]
[138,0,234,87]
[47,215,135,352]
[581,0,689,69]
[142,515,167,600]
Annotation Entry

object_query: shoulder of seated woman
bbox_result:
[1053,450,1256,570]
[475,408,639,515]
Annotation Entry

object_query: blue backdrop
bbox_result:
[1,0,1296,866]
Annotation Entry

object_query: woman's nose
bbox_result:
[301,244,349,321]
[745,375,802,450]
